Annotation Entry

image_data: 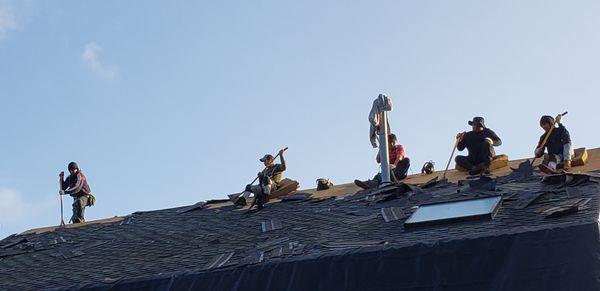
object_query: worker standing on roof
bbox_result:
[59,162,94,223]
[535,114,573,174]
[235,149,287,208]
[455,117,502,175]
[355,133,411,189]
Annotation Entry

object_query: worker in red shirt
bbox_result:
[355,134,411,189]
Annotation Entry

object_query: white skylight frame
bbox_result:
[404,195,502,227]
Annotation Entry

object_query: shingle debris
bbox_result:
[381,207,405,222]
[204,252,235,270]
[261,220,283,232]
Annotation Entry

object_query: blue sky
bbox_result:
[1,1,599,238]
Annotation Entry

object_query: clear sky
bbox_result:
[1,1,599,239]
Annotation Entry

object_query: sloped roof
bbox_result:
[2,149,600,290]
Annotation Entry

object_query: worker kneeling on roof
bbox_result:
[535,114,573,174]
[235,149,287,208]
[455,117,502,175]
[59,162,95,223]
[355,133,410,189]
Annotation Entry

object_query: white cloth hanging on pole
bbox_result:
[369,94,393,148]
[368,94,393,186]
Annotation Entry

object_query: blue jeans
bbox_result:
[71,195,88,223]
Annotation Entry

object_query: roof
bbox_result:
[2,148,600,290]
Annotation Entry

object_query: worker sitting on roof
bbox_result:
[354,133,411,189]
[535,114,573,174]
[59,162,94,223]
[235,149,287,208]
[455,117,502,175]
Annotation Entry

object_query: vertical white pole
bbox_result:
[378,111,391,187]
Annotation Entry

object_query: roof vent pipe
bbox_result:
[378,110,392,187]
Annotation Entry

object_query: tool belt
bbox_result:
[86,194,96,207]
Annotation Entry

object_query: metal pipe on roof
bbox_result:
[378,111,392,187]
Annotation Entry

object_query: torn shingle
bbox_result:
[381,207,405,222]
[261,220,283,232]
[177,202,207,214]
[240,251,264,265]
[204,252,235,270]
[512,191,548,209]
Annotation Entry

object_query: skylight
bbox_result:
[404,195,502,227]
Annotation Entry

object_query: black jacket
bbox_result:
[537,124,571,156]
[457,128,502,157]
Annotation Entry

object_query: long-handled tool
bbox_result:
[243,147,288,212]
[231,147,288,201]
[530,111,568,166]
[59,172,66,227]
[443,138,460,179]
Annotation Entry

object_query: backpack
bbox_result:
[421,161,435,175]
[316,178,333,191]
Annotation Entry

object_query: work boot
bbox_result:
[468,163,489,176]
[234,197,247,207]
[561,160,572,171]
[354,179,371,190]
[539,164,558,175]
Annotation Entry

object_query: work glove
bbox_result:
[555,114,562,124]
[245,184,252,192]
[534,147,544,158]
[59,190,65,196]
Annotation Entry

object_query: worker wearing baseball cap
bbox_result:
[455,117,503,175]
[235,149,287,208]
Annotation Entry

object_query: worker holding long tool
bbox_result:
[535,113,573,174]
[59,162,94,223]
[234,148,287,208]
[455,117,502,175]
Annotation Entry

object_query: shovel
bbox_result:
[59,172,66,227]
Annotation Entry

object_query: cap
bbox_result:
[259,154,274,162]
[468,117,486,128]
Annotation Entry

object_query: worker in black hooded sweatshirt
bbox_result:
[535,114,573,174]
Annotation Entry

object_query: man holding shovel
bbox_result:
[535,114,573,174]
[59,162,94,224]
[234,148,287,208]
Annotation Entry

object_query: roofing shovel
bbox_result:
[229,147,288,204]
[59,172,66,227]
[442,137,460,180]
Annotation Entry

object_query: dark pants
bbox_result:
[373,158,411,184]
[71,195,88,223]
[455,142,495,170]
